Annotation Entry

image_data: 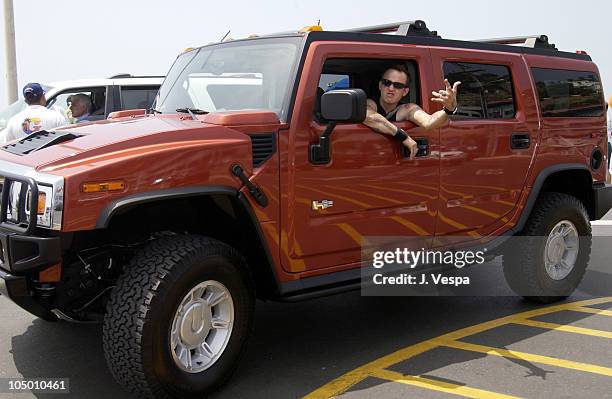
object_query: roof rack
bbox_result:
[474,35,557,50]
[340,20,440,38]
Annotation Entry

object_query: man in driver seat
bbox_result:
[364,64,461,159]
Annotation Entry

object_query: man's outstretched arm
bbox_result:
[398,79,461,130]
[363,99,418,159]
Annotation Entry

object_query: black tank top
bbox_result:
[376,100,400,122]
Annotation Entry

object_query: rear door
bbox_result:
[429,49,539,240]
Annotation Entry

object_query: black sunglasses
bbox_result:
[381,78,408,90]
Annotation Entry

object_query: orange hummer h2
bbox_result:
[0,21,610,398]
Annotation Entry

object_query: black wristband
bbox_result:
[395,126,408,142]
[443,106,457,115]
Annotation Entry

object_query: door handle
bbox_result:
[402,137,429,158]
[511,133,530,150]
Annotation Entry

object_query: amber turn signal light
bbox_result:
[37,192,46,215]
[298,25,323,33]
[82,181,126,193]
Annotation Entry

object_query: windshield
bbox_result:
[156,37,302,121]
[0,85,54,129]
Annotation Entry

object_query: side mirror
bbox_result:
[311,89,367,165]
[320,89,367,123]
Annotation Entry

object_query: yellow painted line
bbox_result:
[359,184,438,200]
[324,185,405,205]
[261,220,306,272]
[372,369,521,399]
[303,342,439,399]
[566,306,612,317]
[441,186,474,198]
[337,223,368,246]
[435,297,612,343]
[394,181,439,193]
[460,204,502,219]
[437,339,612,377]
[438,212,481,238]
[304,297,612,399]
[513,318,612,339]
[438,212,469,230]
[389,216,430,236]
[445,183,507,192]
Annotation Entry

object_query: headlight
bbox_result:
[24,184,54,228]
[6,179,63,230]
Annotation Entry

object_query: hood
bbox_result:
[0,115,251,174]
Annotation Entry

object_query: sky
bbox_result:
[1,0,611,122]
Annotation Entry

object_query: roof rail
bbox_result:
[109,74,165,79]
[474,35,557,50]
[340,20,440,38]
[109,73,132,79]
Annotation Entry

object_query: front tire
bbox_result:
[103,235,254,398]
[502,192,591,303]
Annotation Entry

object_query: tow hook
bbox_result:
[231,164,268,207]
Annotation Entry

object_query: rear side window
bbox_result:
[531,68,604,117]
[443,62,515,119]
[120,86,159,110]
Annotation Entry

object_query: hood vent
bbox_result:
[249,133,276,168]
[2,130,82,156]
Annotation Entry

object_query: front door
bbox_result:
[280,43,440,273]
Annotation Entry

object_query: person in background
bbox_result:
[68,93,93,123]
[2,83,68,143]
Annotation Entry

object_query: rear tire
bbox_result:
[103,235,254,398]
[502,192,591,303]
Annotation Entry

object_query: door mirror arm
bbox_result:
[309,89,366,165]
[309,121,337,165]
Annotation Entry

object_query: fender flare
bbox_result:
[95,185,282,297]
[510,163,590,235]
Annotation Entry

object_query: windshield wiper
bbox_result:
[176,107,209,118]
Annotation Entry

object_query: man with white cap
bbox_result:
[2,83,68,143]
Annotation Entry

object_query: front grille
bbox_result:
[249,133,276,168]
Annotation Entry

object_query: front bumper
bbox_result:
[0,228,60,320]
[593,183,612,220]
[0,227,61,273]
[0,267,56,320]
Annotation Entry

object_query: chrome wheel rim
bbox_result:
[544,220,579,281]
[170,280,234,373]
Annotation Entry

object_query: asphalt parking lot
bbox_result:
[0,222,611,399]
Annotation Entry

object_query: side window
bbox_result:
[531,68,604,117]
[120,86,160,110]
[443,62,515,119]
[313,58,420,122]
[46,87,107,122]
